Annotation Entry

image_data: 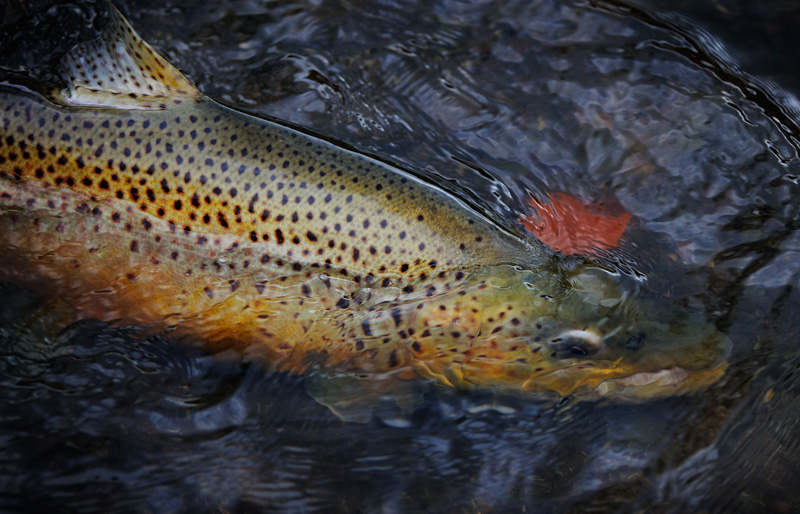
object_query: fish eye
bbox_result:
[625,333,646,350]
[548,330,603,359]
[568,345,589,357]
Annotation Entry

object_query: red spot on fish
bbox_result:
[518,193,631,256]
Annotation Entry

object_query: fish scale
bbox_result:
[0,3,730,400]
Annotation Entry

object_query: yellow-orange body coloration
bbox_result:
[0,4,729,400]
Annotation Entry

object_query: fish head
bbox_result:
[461,264,730,399]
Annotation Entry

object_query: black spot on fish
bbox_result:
[391,307,402,327]
[361,320,373,337]
[217,212,229,228]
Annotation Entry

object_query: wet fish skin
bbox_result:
[0,88,533,365]
[0,3,729,398]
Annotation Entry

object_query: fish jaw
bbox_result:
[511,362,728,400]
[592,363,728,399]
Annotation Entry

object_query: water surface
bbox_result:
[1,0,800,512]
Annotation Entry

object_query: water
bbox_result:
[1,0,800,512]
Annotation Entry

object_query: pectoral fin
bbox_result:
[305,371,425,424]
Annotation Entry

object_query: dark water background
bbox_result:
[2,0,800,512]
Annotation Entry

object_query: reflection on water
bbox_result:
[1,0,800,512]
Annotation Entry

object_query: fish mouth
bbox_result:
[592,363,727,398]
[516,362,724,399]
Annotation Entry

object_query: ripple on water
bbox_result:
[2,0,800,512]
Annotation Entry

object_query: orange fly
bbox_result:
[519,193,632,257]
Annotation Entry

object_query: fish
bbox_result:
[0,2,729,407]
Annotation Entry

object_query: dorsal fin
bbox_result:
[59,2,201,109]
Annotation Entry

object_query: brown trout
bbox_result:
[0,4,729,402]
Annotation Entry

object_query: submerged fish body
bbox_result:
[0,4,729,400]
